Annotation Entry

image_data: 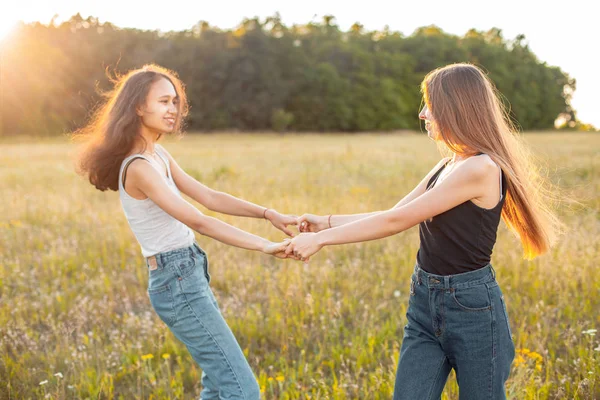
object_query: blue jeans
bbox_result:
[393,264,515,399]
[146,242,260,399]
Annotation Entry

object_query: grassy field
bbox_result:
[1,132,599,399]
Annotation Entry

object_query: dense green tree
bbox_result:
[0,14,581,136]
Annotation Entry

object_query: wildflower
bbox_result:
[162,353,170,359]
[276,375,284,382]
[582,329,597,336]
[39,380,48,385]
[141,354,154,360]
[513,354,526,367]
[394,290,401,298]
[54,372,63,378]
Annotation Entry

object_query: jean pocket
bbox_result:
[172,256,196,279]
[148,284,176,326]
[451,285,491,312]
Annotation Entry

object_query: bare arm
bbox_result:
[298,157,451,231]
[288,156,494,259]
[158,145,297,236]
[129,159,289,255]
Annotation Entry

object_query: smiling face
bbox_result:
[419,104,438,140]
[137,77,179,134]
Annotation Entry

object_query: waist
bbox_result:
[146,242,206,270]
[414,261,496,289]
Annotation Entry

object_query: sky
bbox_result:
[2,0,597,127]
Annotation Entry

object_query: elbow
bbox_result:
[385,211,406,236]
[203,191,221,211]
[191,215,211,235]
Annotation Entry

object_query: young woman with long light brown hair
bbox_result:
[74,64,298,399]
[287,63,560,399]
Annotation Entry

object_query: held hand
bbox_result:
[285,232,323,261]
[297,214,329,233]
[266,210,298,237]
[263,239,301,260]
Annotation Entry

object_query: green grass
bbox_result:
[1,132,599,399]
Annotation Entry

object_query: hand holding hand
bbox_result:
[265,209,298,237]
[297,214,330,233]
[285,232,323,261]
[262,239,301,260]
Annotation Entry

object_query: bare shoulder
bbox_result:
[127,157,159,184]
[460,154,498,180]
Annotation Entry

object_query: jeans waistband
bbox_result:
[146,242,205,270]
[414,262,496,289]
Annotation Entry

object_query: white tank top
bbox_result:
[118,144,195,257]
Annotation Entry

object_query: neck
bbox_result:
[134,126,162,155]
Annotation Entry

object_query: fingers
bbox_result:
[296,214,308,226]
[299,221,308,233]
[281,225,295,237]
[279,241,291,253]
[297,215,311,233]
[285,242,295,255]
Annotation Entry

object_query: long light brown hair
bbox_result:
[73,64,188,191]
[421,63,561,259]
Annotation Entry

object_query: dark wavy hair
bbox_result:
[73,64,188,191]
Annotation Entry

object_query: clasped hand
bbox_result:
[267,214,329,262]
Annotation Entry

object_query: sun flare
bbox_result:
[0,17,19,42]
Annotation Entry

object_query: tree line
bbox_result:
[0,13,586,136]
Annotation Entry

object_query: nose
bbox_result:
[419,108,427,120]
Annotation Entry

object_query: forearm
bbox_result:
[194,215,270,251]
[329,211,383,228]
[208,191,268,218]
[317,209,406,246]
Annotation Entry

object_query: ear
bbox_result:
[136,106,144,117]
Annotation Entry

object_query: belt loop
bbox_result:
[490,264,496,279]
[417,268,422,285]
[444,276,450,289]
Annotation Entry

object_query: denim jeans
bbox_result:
[393,264,515,399]
[146,242,260,399]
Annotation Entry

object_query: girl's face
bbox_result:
[138,78,178,134]
[419,104,438,140]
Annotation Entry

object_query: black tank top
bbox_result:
[416,156,507,275]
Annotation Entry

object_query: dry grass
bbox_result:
[1,132,598,399]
